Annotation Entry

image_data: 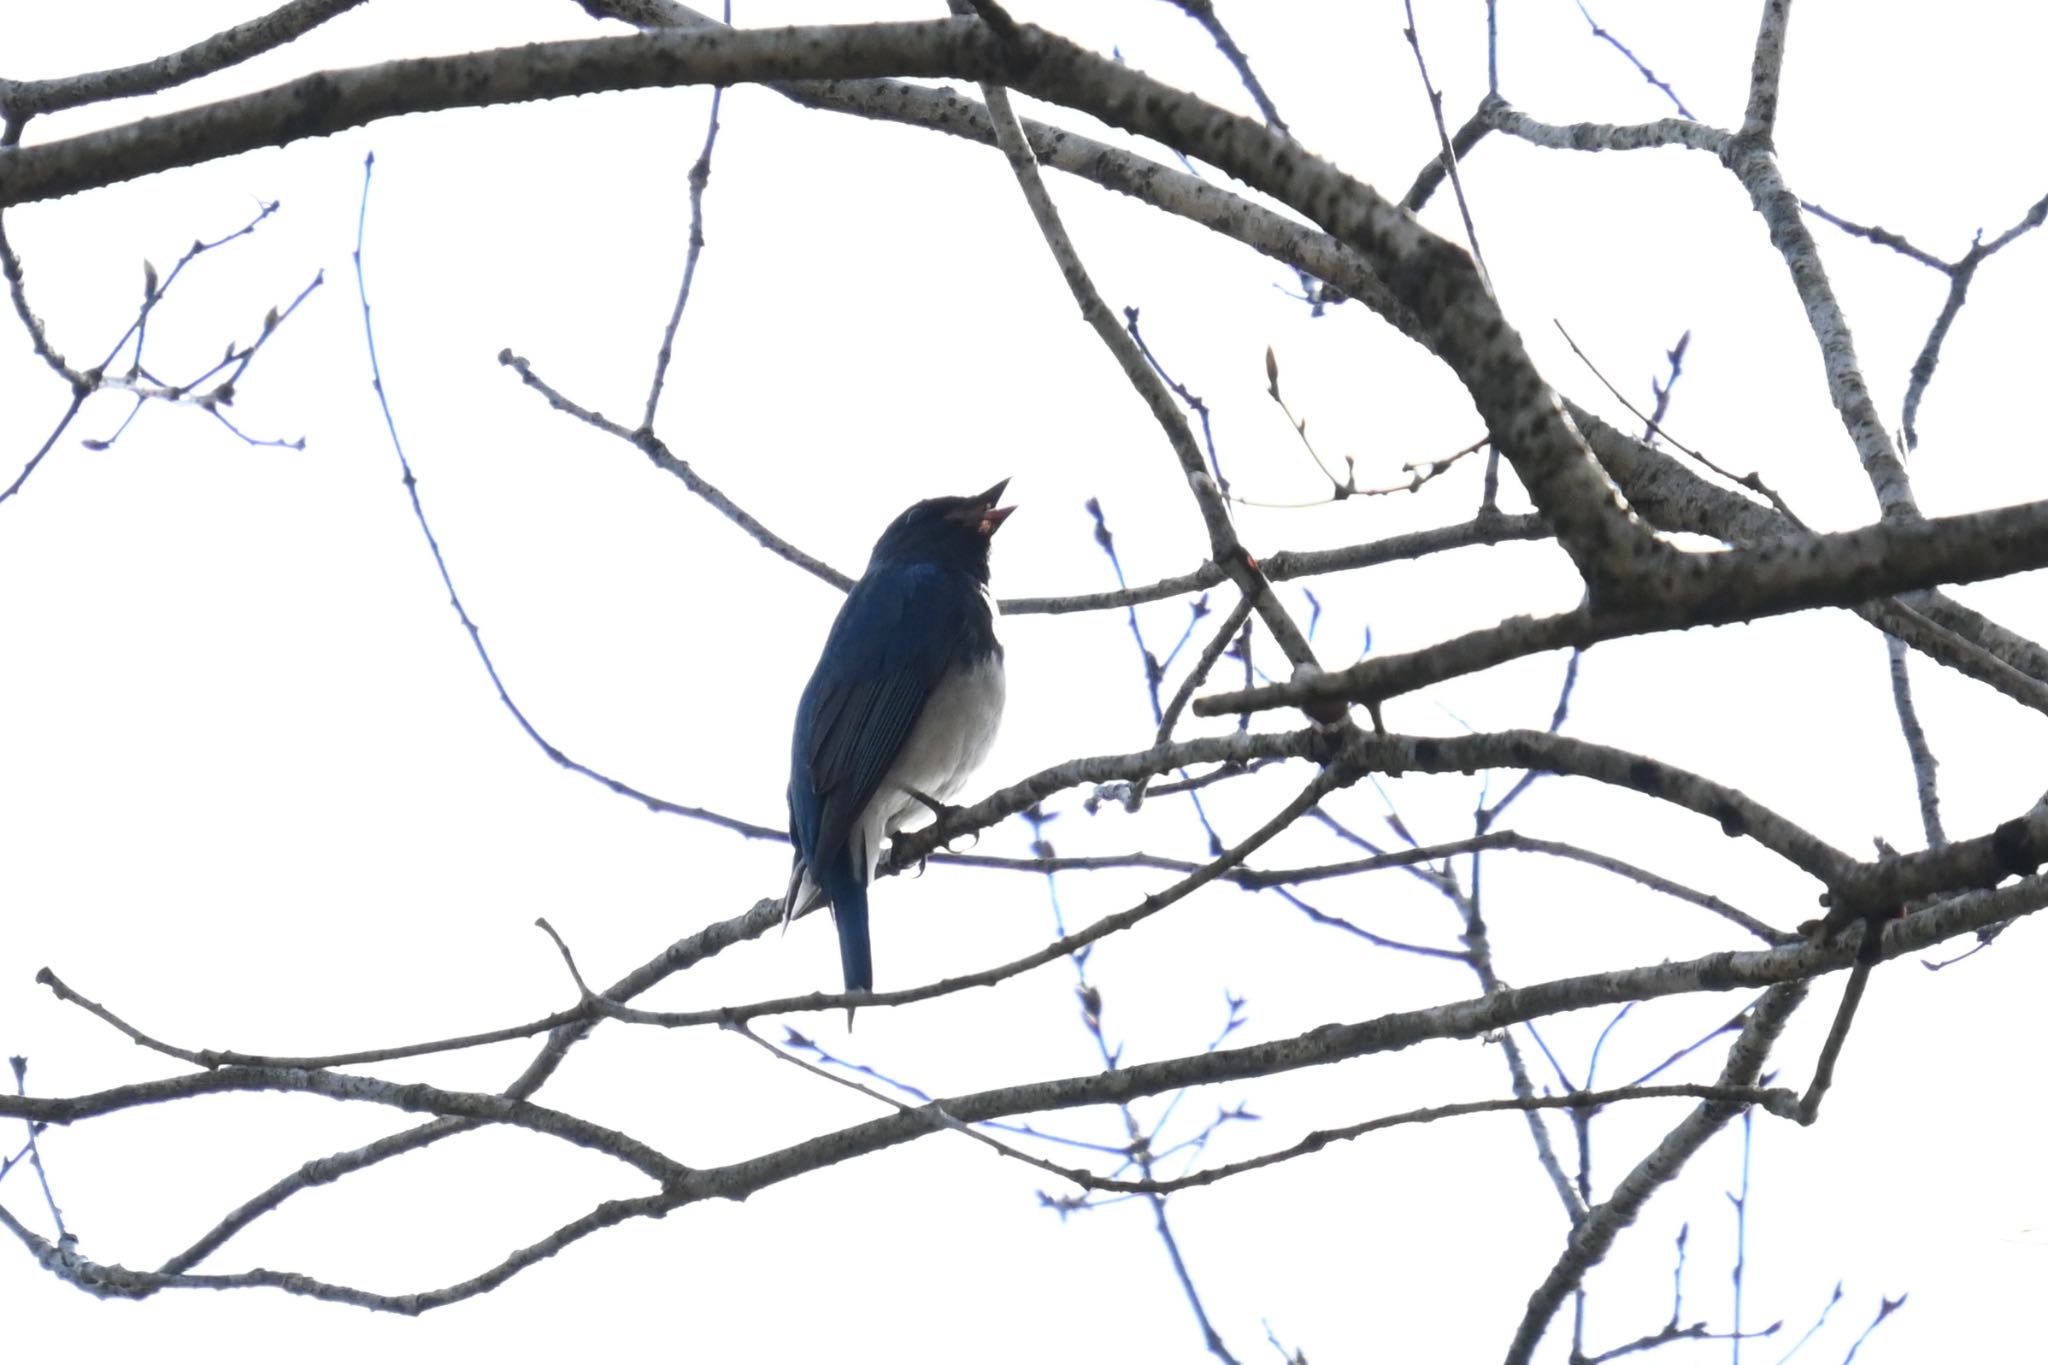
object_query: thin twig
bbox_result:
[1401,106,1492,213]
[726,1021,1079,1178]
[1554,319,1803,526]
[351,158,780,841]
[1797,201,1946,270]
[1796,961,1872,1124]
[501,348,854,591]
[1130,592,1256,810]
[0,212,81,381]
[1248,829,1786,942]
[1125,306,1229,491]
[642,13,727,431]
[1645,329,1689,437]
[534,918,596,999]
[1885,635,1945,848]
[1162,0,1288,136]
[1269,887,1468,960]
[969,56,1324,680]
[1401,1,1489,284]
[1001,511,1550,615]
[1450,854,1585,1222]
[1840,1294,1909,1362]
[7,1057,68,1244]
[34,965,598,1072]
[1573,1,1697,119]
[1899,190,2048,449]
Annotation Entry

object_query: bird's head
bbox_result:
[868,479,1015,581]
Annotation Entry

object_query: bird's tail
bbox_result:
[832,881,873,997]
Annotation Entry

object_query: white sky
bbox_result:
[3,3,2046,1361]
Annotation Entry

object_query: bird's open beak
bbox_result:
[968,479,1015,536]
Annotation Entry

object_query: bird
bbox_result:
[784,479,1015,1006]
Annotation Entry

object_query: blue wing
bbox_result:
[788,562,977,991]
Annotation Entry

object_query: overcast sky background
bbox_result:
[3,3,2046,1361]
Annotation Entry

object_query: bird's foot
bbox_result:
[906,787,982,847]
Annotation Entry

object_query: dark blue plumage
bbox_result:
[785,480,1014,999]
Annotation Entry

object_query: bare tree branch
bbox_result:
[0,0,370,137]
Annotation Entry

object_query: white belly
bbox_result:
[853,652,1006,876]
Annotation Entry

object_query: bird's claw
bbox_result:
[906,786,958,821]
